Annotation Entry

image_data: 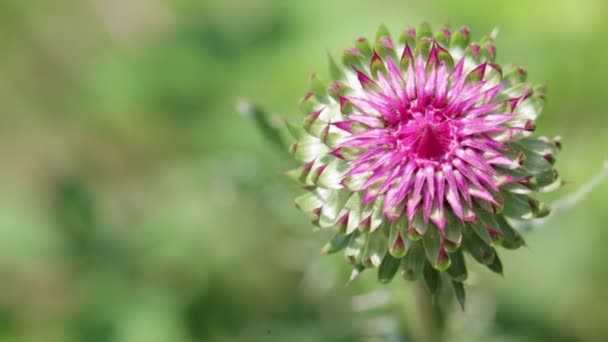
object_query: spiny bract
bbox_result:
[286,23,562,305]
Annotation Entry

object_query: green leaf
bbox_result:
[327,53,345,80]
[416,22,433,40]
[452,281,466,311]
[437,45,454,69]
[443,212,463,251]
[375,25,391,42]
[530,199,551,218]
[485,63,502,85]
[370,51,387,78]
[294,187,330,212]
[378,253,400,284]
[318,189,353,228]
[320,232,354,255]
[434,26,450,46]
[401,241,425,281]
[316,158,349,190]
[400,44,414,70]
[345,233,368,264]
[514,137,557,156]
[473,207,505,246]
[411,211,429,236]
[384,200,405,221]
[463,228,495,265]
[374,25,396,60]
[422,225,441,266]
[530,170,560,192]
[388,232,408,258]
[344,192,364,234]
[450,27,470,50]
[502,182,532,194]
[465,61,485,83]
[291,134,330,163]
[355,37,373,58]
[520,148,553,175]
[406,225,423,241]
[389,216,409,258]
[475,207,499,228]
[469,221,492,246]
[398,28,416,47]
[495,215,525,249]
[348,263,366,284]
[285,163,314,185]
[447,249,468,282]
[494,214,516,240]
[503,64,527,86]
[514,94,544,122]
[302,111,327,138]
[309,74,328,103]
[369,196,385,232]
[443,215,463,246]
[328,81,349,101]
[342,48,364,69]
[480,42,496,62]
[423,263,439,294]
[414,39,432,60]
[342,170,369,192]
[362,229,388,268]
[423,226,451,271]
[487,252,503,275]
[285,119,305,140]
[502,192,534,220]
[299,92,317,114]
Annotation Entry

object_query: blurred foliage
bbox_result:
[0,0,606,341]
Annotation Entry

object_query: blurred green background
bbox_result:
[0,0,607,341]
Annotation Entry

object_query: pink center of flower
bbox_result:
[392,110,456,162]
[413,121,450,159]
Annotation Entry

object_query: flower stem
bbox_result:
[410,280,443,342]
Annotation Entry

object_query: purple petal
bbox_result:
[443,166,464,220]
[406,168,426,219]
[433,62,449,107]
[453,170,472,207]
[422,166,435,222]
[347,114,384,128]
[414,55,426,104]
[384,163,415,214]
[385,56,409,103]
[405,57,416,100]
[455,149,494,173]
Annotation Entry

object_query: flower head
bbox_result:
[287,23,562,301]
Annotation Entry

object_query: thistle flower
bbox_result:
[287,23,562,304]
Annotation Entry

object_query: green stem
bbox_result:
[410,280,442,342]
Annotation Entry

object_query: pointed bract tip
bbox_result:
[406,27,416,38]
[347,265,365,285]
[301,92,314,103]
[345,47,363,57]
